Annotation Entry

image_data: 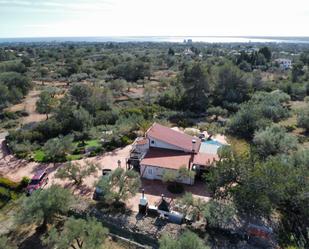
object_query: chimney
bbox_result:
[192,139,196,153]
[142,189,145,198]
[161,194,164,200]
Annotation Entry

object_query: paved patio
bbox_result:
[127,179,212,212]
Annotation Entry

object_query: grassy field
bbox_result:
[226,135,250,155]
[33,139,102,162]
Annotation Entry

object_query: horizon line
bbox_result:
[1,35,309,39]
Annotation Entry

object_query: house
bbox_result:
[275,58,292,70]
[132,123,219,185]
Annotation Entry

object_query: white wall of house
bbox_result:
[140,164,194,185]
[135,142,149,154]
[147,135,188,152]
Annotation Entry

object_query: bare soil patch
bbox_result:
[152,70,177,80]
[6,89,46,125]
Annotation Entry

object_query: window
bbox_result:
[151,140,155,144]
[148,168,153,175]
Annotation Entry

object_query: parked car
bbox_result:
[26,169,49,195]
[93,169,112,200]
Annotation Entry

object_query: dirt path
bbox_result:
[6,90,47,125]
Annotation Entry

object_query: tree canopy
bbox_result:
[36,90,58,120]
[96,168,141,204]
[44,217,108,249]
[43,135,75,162]
[55,160,98,186]
[159,230,209,249]
[16,185,74,228]
[253,125,298,158]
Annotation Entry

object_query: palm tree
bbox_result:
[137,120,152,137]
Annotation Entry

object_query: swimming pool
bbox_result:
[203,140,224,146]
[199,139,224,154]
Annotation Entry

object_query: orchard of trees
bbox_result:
[1,41,309,248]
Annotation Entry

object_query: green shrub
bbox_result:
[285,124,297,132]
[33,150,46,162]
[73,147,84,155]
[120,135,133,145]
[89,146,104,157]
[120,107,143,117]
[0,187,11,201]
[0,177,19,190]
[19,177,31,190]
[17,110,29,117]
[2,120,19,129]
[66,154,83,161]
[0,111,18,120]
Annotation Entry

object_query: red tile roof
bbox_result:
[146,123,201,152]
[140,148,192,170]
[193,153,219,166]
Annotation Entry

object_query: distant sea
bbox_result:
[1,36,309,44]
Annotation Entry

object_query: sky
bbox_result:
[0,0,309,38]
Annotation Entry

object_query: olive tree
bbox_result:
[69,84,92,109]
[175,192,206,220]
[16,185,74,229]
[44,217,108,249]
[96,168,141,204]
[159,230,209,249]
[162,167,193,193]
[207,106,228,121]
[297,106,309,132]
[253,125,298,158]
[36,91,57,120]
[0,235,17,249]
[203,200,236,229]
[55,160,99,186]
[43,135,75,162]
[162,170,177,185]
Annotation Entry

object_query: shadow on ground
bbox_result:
[141,179,211,199]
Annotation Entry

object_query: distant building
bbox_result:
[183,48,195,56]
[183,39,193,44]
[275,58,292,70]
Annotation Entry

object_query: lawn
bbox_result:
[226,135,250,155]
[33,139,102,162]
[33,149,45,162]
[66,154,83,161]
[73,139,101,149]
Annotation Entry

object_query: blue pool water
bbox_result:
[199,140,224,154]
[203,140,224,146]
